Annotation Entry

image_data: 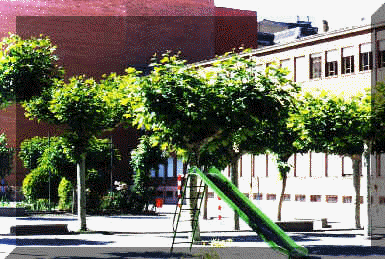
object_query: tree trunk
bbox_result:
[277,173,287,221]
[203,184,208,220]
[277,155,290,222]
[188,171,201,242]
[230,160,240,230]
[77,153,87,231]
[352,154,362,229]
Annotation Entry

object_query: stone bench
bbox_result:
[275,221,314,232]
[10,224,69,235]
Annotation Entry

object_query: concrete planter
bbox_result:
[275,221,314,232]
[0,207,26,217]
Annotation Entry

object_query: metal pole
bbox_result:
[110,136,113,192]
[48,132,51,211]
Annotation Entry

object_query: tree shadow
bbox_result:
[0,237,112,246]
[307,245,385,256]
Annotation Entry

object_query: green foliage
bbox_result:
[58,177,73,211]
[22,166,61,203]
[372,82,385,152]
[0,133,13,179]
[19,136,120,183]
[121,51,300,168]
[24,75,124,159]
[298,89,370,155]
[0,34,64,104]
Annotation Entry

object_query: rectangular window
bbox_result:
[166,191,174,198]
[310,195,321,202]
[326,195,338,203]
[283,194,291,201]
[253,193,263,200]
[379,196,385,204]
[342,47,354,74]
[295,194,306,202]
[360,43,373,71]
[342,196,352,203]
[267,194,276,201]
[378,40,385,68]
[310,53,322,79]
[295,56,307,82]
[326,50,338,77]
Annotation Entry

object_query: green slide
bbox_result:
[191,166,309,258]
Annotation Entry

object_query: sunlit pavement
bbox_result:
[0,205,381,259]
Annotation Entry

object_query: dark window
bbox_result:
[283,194,291,201]
[342,56,354,74]
[310,54,322,79]
[326,61,338,76]
[295,194,306,202]
[379,50,385,68]
[342,196,352,203]
[267,194,276,201]
[310,195,321,202]
[326,50,338,77]
[166,191,174,198]
[326,195,338,203]
[379,41,385,68]
[253,193,263,200]
[342,47,355,74]
[359,45,373,71]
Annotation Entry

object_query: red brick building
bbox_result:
[0,0,258,194]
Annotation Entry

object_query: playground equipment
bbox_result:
[171,167,309,259]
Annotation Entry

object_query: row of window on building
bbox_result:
[255,42,379,82]
[207,192,366,204]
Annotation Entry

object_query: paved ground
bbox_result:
[0,205,384,259]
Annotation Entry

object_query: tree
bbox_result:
[0,34,64,105]
[0,133,13,180]
[299,89,370,229]
[130,134,168,212]
[120,51,300,241]
[24,74,125,230]
[19,136,120,205]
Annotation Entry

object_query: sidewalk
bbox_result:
[0,205,381,259]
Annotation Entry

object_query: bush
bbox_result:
[22,166,61,204]
[58,177,74,211]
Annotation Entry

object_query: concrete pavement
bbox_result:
[0,205,383,258]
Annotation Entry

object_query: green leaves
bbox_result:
[297,89,370,156]
[0,34,64,104]
[0,133,13,179]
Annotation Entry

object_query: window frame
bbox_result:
[359,43,373,71]
[310,54,322,79]
[325,50,339,77]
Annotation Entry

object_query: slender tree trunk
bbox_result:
[77,153,87,231]
[203,184,208,220]
[277,173,287,222]
[277,155,290,222]
[352,154,362,229]
[188,172,201,241]
[231,159,240,230]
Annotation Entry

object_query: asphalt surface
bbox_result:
[0,205,384,259]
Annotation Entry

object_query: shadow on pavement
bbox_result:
[16,217,77,221]
[0,237,112,246]
[307,245,385,257]
[177,232,359,243]
[6,247,291,259]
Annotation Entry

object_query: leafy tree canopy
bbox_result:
[0,34,64,104]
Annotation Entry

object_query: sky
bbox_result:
[214,0,385,31]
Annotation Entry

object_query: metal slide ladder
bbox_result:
[170,171,206,253]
